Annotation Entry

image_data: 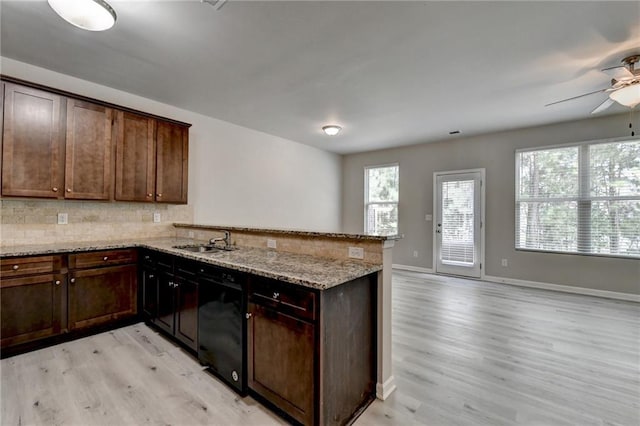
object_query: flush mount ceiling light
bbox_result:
[609,83,640,108]
[48,0,117,31]
[322,125,342,136]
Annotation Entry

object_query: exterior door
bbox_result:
[435,170,483,278]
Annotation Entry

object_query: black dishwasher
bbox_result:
[198,265,247,394]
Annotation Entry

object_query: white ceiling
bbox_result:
[1,1,639,154]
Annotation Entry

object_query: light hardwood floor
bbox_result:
[2,271,639,425]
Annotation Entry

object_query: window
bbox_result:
[365,164,399,235]
[516,139,640,258]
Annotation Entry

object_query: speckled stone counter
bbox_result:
[0,238,381,290]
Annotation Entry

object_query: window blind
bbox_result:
[441,180,475,264]
[516,139,640,257]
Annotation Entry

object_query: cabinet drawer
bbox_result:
[0,255,62,278]
[69,249,137,269]
[250,278,316,322]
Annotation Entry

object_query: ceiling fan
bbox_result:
[546,54,640,114]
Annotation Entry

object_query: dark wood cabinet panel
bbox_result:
[64,99,113,200]
[248,303,315,425]
[69,249,137,269]
[0,273,64,348]
[0,255,61,279]
[156,271,175,335]
[142,267,158,320]
[156,121,188,204]
[1,83,64,198]
[174,277,198,350]
[115,111,155,202]
[68,264,137,331]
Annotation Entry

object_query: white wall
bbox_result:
[1,57,342,232]
[342,113,640,296]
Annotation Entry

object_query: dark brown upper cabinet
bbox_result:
[115,111,156,202]
[64,99,114,200]
[115,112,189,204]
[1,82,65,198]
[156,121,189,204]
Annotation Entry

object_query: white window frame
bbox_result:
[515,136,640,259]
[364,163,399,235]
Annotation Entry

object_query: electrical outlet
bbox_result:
[188,231,195,238]
[57,213,68,225]
[267,239,277,249]
[348,247,364,259]
[153,212,161,223]
[413,250,419,258]
[501,258,508,267]
[425,214,432,221]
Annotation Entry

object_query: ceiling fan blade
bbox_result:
[545,88,608,107]
[602,65,635,81]
[591,98,614,114]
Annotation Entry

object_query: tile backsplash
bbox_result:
[0,199,193,246]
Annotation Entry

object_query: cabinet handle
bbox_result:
[245,313,252,319]
[103,256,109,261]
[157,193,162,198]
[149,274,155,279]
[147,193,153,197]
[273,292,280,299]
[70,278,76,284]
[66,188,72,193]
[12,265,19,270]
[52,187,58,192]
[54,280,61,286]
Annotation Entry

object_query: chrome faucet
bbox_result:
[210,230,231,248]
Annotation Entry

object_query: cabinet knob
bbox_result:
[149,274,155,279]
[12,265,19,270]
[273,292,280,299]
[245,313,252,319]
[147,193,153,197]
[66,188,72,193]
[103,256,108,261]
[70,278,76,284]
[157,193,162,198]
[54,280,61,286]
[52,187,58,192]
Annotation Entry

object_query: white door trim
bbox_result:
[433,168,486,279]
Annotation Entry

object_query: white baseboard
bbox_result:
[483,275,640,302]
[375,375,397,400]
[393,264,434,274]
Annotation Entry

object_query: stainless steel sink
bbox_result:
[173,244,224,253]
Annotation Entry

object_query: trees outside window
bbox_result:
[516,139,639,257]
[365,165,399,235]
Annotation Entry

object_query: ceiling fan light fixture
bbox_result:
[609,84,640,108]
[48,0,117,31]
[322,125,342,136]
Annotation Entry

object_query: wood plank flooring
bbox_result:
[2,271,639,425]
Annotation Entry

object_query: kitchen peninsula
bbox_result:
[0,224,401,426]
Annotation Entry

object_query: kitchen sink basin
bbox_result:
[172,244,233,253]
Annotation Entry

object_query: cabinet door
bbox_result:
[142,267,158,320]
[156,271,175,335]
[68,265,137,331]
[114,111,155,202]
[64,99,113,200]
[248,303,314,425]
[2,83,64,198]
[174,277,198,351]
[156,121,188,204]
[0,273,64,348]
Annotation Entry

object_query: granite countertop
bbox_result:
[0,238,382,290]
[174,223,404,241]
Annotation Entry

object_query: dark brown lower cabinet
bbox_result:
[0,273,65,348]
[68,264,137,331]
[248,304,315,425]
[247,274,376,426]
